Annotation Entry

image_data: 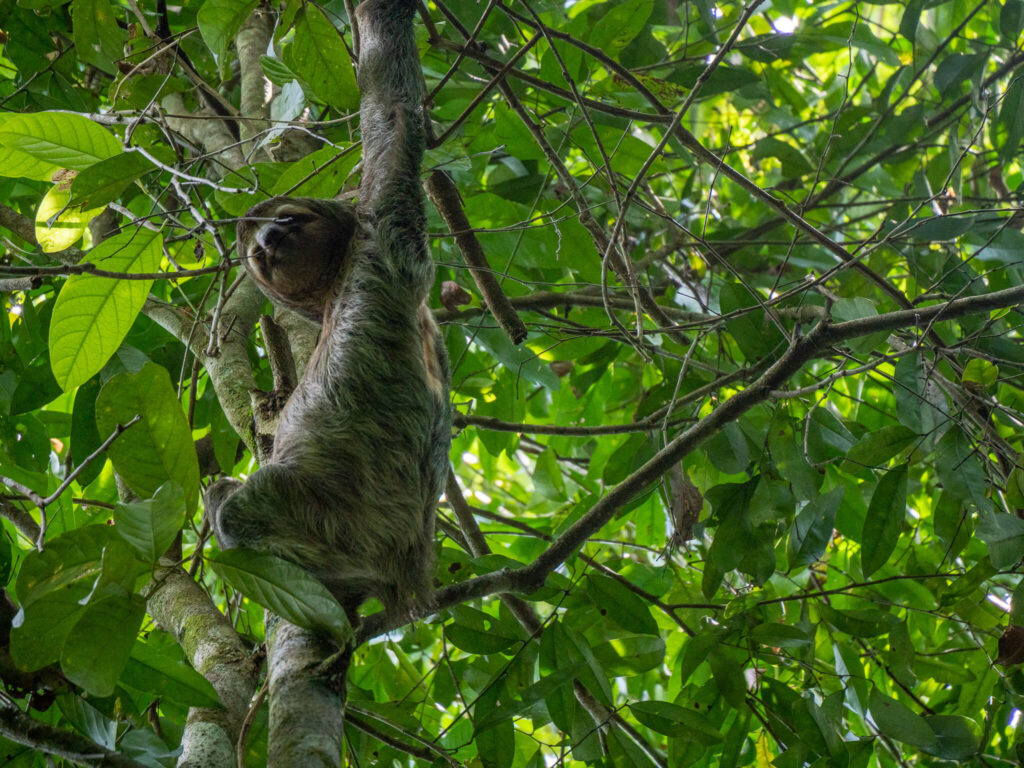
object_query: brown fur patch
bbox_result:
[418,303,444,401]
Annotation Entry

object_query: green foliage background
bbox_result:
[1,0,1024,766]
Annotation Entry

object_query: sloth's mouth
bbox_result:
[249,245,276,274]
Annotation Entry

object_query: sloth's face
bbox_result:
[237,197,357,321]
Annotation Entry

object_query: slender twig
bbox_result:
[0,415,141,550]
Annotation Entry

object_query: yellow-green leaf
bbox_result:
[49,228,163,390]
[34,186,106,253]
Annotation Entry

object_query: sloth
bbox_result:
[204,0,450,620]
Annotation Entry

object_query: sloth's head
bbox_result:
[237,197,357,322]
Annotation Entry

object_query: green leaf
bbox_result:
[57,695,115,750]
[629,701,723,745]
[122,639,222,708]
[861,465,908,577]
[95,362,200,513]
[113,482,186,561]
[868,689,937,750]
[721,282,784,361]
[893,352,939,434]
[70,376,104,487]
[11,587,90,671]
[472,325,560,389]
[998,74,1024,163]
[259,54,298,87]
[273,145,360,199]
[707,478,759,571]
[34,186,106,253]
[787,486,843,568]
[446,605,519,654]
[284,5,358,111]
[842,425,917,471]
[69,151,155,209]
[16,526,110,609]
[0,112,120,169]
[1001,1,1024,43]
[708,649,746,709]
[532,447,567,501]
[49,228,163,391]
[819,605,893,637]
[473,665,583,734]
[935,426,989,510]
[705,421,750,474]
[197,0,259,63]
[590,0,653,55]
[0,111,62,180]
[61,586,146,696]
[934,53,988,94]
[749,622,812,648]
[976,513,1024,568]
[921,715,979,760]
[585,573,658,635]
[898,0,925,43]
[209,548,352,642]
[751,137,814,178]
[71,0,126,74]
[591,635,665,675]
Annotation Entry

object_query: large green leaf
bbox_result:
[69,151,155,209]
[95,363,200,513]
[71,0,126,74]
[283,5,358,111]
[61,586,146,697]
[868,689,937,750]
[209,549,351,642]
[0,112,120,169]
[585,572,658,635]
[49,228,163,391]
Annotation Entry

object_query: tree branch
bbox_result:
[0,703,151,768]
[146,566,260,768]
[426,170,528,343]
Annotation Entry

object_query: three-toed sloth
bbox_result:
[204,0,450,619]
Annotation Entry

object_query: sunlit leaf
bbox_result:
[34,186,106,253]
[49,228,163,391]
[0,112,120,169]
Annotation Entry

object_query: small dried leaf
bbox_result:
[549,361,573,377]
[52,168,78,190]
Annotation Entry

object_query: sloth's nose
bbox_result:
[257,222,287,250]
